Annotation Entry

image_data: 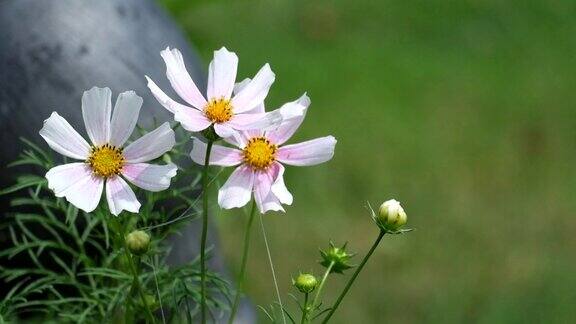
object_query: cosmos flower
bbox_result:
[39,87,177,215]
[189,81,337,213]
[146,47,299,138]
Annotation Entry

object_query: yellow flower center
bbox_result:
[204,97,233,123]
[87,144,125,178]
[243,137,277,170]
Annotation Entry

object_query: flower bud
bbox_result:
[293,273,318,293]
[320,242,354,274]
[377,199,407,231]
[125,230,150,256]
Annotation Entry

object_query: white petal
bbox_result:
[123,123,175,163]
[266,94,310,145]
[218,165,255,209]
[231,63,275,113]
[122,163,178,192]
[146,75,200,114]
[161,47,207,109]
[207,47,238,100]
[106,176,140,216]
[233,78,265,114]
[110,91,142,147]
[173,105,212,132]
[276,136,337,166]
[190,138,243,166]
[270,162,293,205]
[46,163,103,213]
[39,112,90,160]
[254,169,285,214]
[213,123,237,138]
[82,87,112,146]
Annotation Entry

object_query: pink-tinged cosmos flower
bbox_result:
[190,85,337,213]
[146,47,294,138]
[39,87,178,216]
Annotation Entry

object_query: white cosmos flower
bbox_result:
[190,81,337,213]
[146,47,302,138]
[39,87,178,216]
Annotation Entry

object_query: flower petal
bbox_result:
[161,47,207,109]
[270,162,293,205]
[122,163,178,192]
[123,122,175,163]
[231,63,275,113]
[39,112,91,160]
[276,136,337,166]
[173,105,212,132]
[82,87,112,146]
[207,47,238,100]
[46,163,103,213]
[190,138,243,166]
[106,176,140,216]
[110,91,142,147]
[146,76,199,114]
[254,169,285,214]
[213,123,237,138]
[233,78,265,113]
[266,94,310,145]
[218,165,255,209]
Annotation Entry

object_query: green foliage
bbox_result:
[0,135,232,323]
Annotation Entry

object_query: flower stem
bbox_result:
[124,242,156,323]
[228,199,257,324]
[310,261,334,319]
[300,293,309,324]
[321,230,385,323]
[200,140,214,324]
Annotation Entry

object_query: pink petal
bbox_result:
[266,94,310,145]
[160,47,207,109]
[228,112,281,132]
[82,87,111,146]
[276,136,337,166]
[207,47,238,100]
[146,76,200,114]
[173,105,212,132]
[270,162,293,205]
[190,138,243,166]
[123,122,175,163]
[46,163,104,213]
[233,78,265,113]
[105,176,140,216]
[231,63,275,113]
[39,112,90,160]
[110,91,142,147]
[218,165,255,209]
[254,169,285,214]
[122,163,178,192]
[213,123,237,138]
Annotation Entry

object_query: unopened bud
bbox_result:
[378,199,407,231]
[125,230,150,256]
[320,242,354,274]
[293,273,318,293]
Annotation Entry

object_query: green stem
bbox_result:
[124,243,156,323]
[228,200,257,324]
[311,261,334,318]
[322,231,385,323]
[300,293,309,324]
[200,140,214,324]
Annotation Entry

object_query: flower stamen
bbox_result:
[204,97,233,123]
[87,144,125,178]
[243,137,277,170]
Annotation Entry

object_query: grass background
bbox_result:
[160,0,576,322]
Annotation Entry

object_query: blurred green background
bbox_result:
[160,0,576,322]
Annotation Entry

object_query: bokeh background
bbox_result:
[161,0,576,322]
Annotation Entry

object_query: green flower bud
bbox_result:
[377,199,407,231]
[125,230,150,256]
[293,273,318,293]
[320,242,354,274]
